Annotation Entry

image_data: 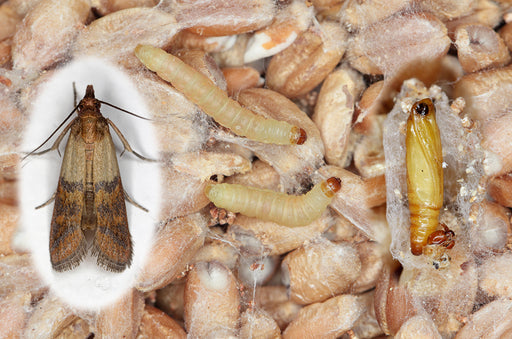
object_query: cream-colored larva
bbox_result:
[205,177,341,227]
[134,44,307,145]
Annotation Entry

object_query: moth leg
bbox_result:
[107,119,157,162]
[27,120,74,158]
[124,189,148,212]
[35,191,56,209]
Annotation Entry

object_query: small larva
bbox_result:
[205,177,341,227]
[134,44,307,145]
[406,98,445,255]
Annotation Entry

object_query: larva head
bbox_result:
[411,98,435,117]
[134,44,168,75]
[204,182,217,199]
[290,126,307,145]
[321,177,342,197]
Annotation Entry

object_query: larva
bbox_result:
[134,44,307,145]
[406,98,445,255]
[205,177,341,227]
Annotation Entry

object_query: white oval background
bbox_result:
[18,57,161,310]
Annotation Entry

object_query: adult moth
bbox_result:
[406,98,455,256]
[134,44,307,145]
[29,85,150,272]
[205,177,341,227]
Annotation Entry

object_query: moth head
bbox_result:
[78,85,101,114]
[85,84,95,99]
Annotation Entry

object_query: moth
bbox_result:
[205,177,341,227]
[406,98,455,256]
[28,85,150,272]
[134,44,307,145]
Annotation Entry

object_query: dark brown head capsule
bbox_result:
[412,98,435,117]
[321,177,342,198]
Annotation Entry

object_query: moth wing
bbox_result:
[49,125,88,271]
[91,122,132,272]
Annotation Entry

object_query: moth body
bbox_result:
[45,85,134,272]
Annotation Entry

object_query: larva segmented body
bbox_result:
[205,177,341,227]
[134,44,307,145]
[406,98,444,255]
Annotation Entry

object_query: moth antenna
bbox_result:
[72,82,78,106]
[23,105,79,160]
[35,192,56,209]
[123,190,148,212]
[107,119,157,162]
[99,100,152,121]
